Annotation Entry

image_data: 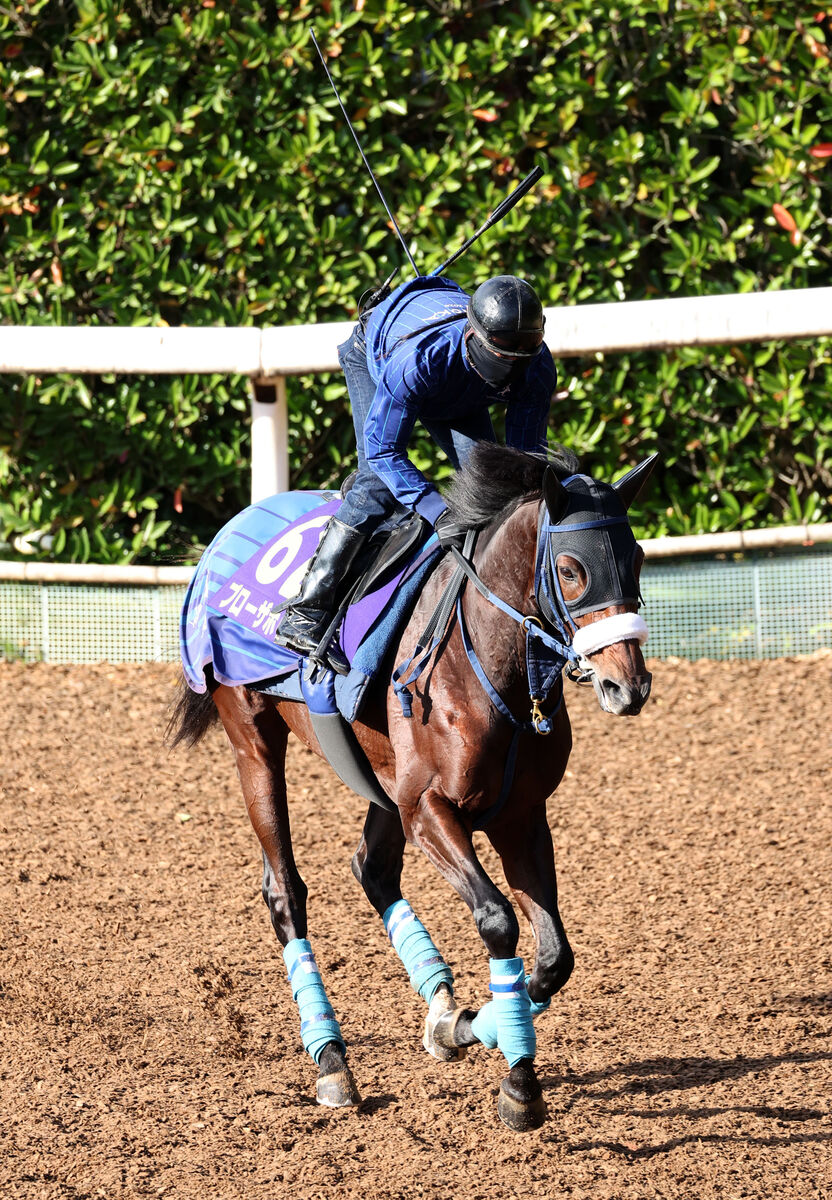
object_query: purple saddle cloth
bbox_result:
[180,491,439,714]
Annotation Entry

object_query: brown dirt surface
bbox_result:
[1,654,831,1199]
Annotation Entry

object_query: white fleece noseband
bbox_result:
[571,612,648,658]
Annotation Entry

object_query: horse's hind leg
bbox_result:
[351,803,463,1061]
[212,684,360,1108]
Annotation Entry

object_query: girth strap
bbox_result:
[301,662,398,813]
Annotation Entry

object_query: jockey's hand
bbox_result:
[434,510,469,552]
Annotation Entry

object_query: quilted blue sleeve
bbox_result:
[505,346,556,453]
[363,341,449,524]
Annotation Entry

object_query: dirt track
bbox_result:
[1,656,831,1199]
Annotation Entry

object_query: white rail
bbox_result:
[2,287,832,374]
[0,561,196,584]
[641,522,832,559]
[1,285,830,521]
[1,522,830,584]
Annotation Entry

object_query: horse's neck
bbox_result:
[464,500,539,694]
[475,499,538,606]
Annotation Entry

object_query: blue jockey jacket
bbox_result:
[362,275,556,524]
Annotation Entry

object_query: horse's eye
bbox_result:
[559,566,575,582]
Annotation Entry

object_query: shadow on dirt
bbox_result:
[549,1047,832,1098]
[565,1128,832,1160]
[542,1040,832,1158]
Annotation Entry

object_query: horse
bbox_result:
[168,441,658,1131]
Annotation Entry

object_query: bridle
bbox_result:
[534,475,649,677]
[391,484,648,825]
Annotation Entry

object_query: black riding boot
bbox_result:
[275,517,366,674]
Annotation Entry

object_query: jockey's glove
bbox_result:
[434,509,469,552]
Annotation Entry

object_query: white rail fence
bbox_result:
[3,285,832,505]
[1,519,831,588]
[2,286,832,663]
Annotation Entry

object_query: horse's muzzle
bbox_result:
[592,670,652,716]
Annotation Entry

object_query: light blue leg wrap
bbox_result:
[283,938,345,1065]
[470,959,539,1067]
[383,899,455,1003]
[469,976,551,1050]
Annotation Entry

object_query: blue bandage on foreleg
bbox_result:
[470,973,550,1050]
[473,957,536,1068]
[470,1002,498,1048]
[383,899,454,1003]
[283,938,345,1065]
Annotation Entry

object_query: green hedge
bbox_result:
[1,1,830,561]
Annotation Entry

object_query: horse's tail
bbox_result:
[166,666,221,748]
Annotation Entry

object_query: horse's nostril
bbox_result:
[599,675,652,715]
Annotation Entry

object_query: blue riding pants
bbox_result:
[335,321,495,535]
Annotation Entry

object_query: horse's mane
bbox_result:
[444,442,580,529]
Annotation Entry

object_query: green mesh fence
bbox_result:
[1,547,831,665]
[643,546,832,660]
[0,582,185,664]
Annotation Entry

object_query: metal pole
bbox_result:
[752,556,764,657]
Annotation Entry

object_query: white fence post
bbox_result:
[250,377,289,503]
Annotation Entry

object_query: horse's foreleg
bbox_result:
[351,803,461,1060]
[212,686,359,1108]
[467,803,575,1129]
[404,792,544,1129]
[487,803,574,1005]
[406,790,520,956]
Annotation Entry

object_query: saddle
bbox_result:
[334,469,427,604]
[354,513,427,603]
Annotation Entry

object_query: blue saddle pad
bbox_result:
[180,490,440,720]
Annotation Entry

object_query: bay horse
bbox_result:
[168,442,658,1131]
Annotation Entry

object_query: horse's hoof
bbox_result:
[424,988,468,1061]
[497,1061,546,1132]
[497,1083,546,1132]
[432,1006,477,1052]
[424,1022,467,1061]
[316,1067,361,1108]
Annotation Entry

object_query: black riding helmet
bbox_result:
[467,275,546,356]
[464,275,546,386]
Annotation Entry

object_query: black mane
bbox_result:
[444,442,580,529]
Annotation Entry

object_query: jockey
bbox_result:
[275,272,556,671]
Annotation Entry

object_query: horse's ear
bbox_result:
[612,452,660,511]
[543,466,569,523]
